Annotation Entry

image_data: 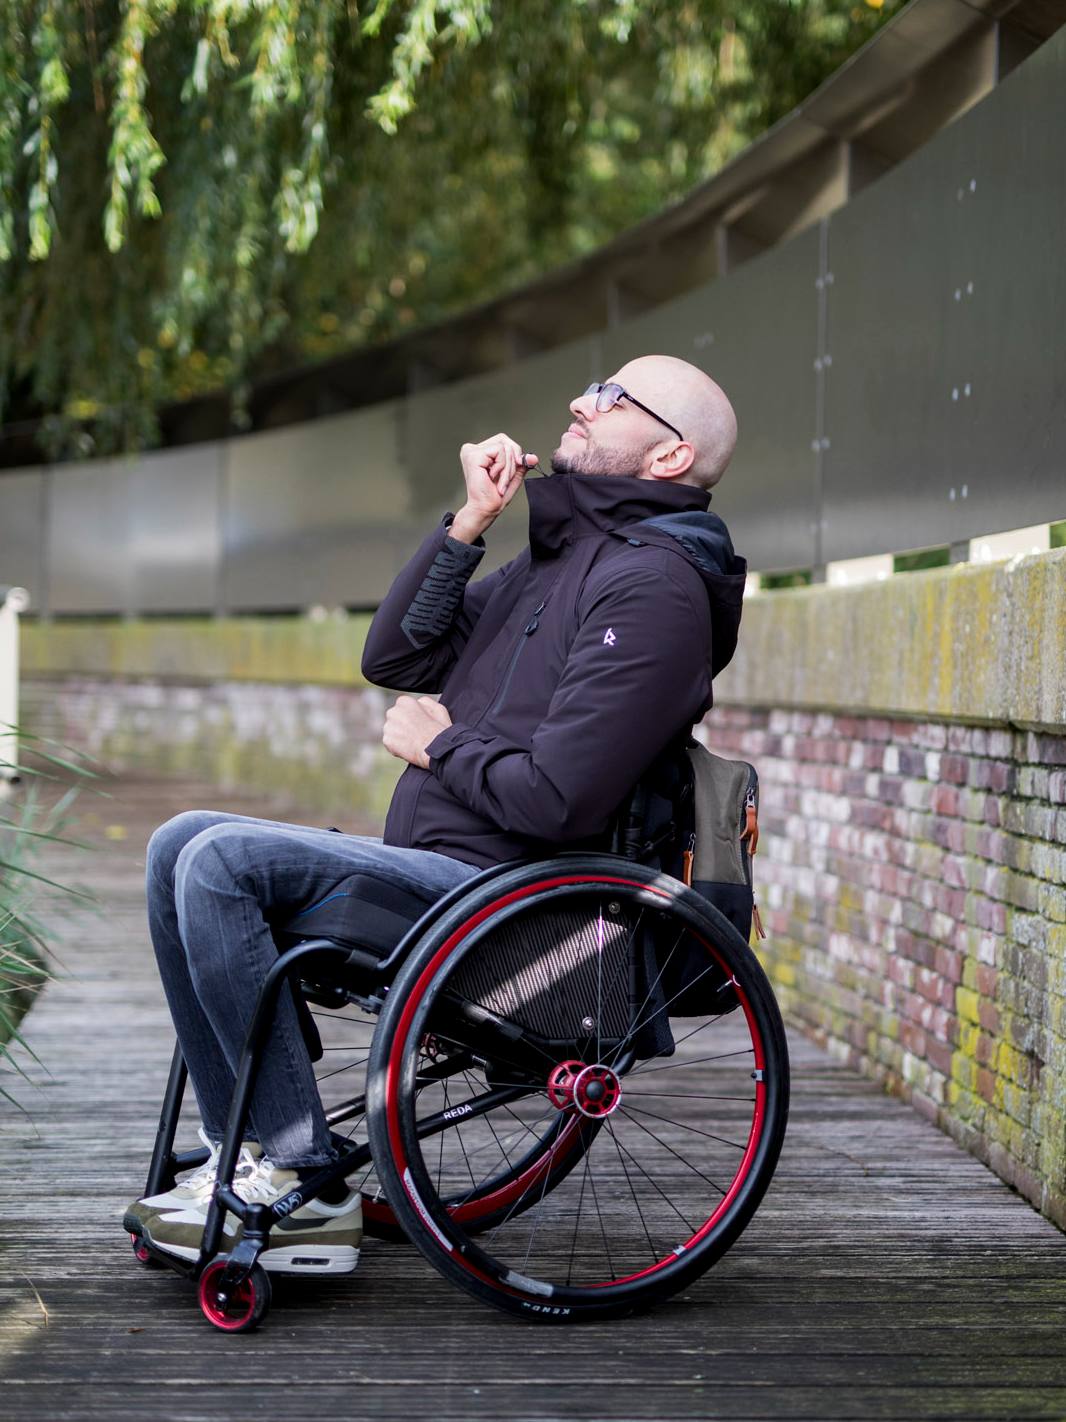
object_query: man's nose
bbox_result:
[570,391,596,422]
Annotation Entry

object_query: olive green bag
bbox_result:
[683,739,764,945]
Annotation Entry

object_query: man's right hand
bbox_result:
[450,433,538,544]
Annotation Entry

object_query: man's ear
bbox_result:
[648,441,695,480]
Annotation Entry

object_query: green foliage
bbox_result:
[0,0,902,456]
[1050,520,1065,550]
[0,732,97,1107]
[893,547,951,573]
[760,569,813,590]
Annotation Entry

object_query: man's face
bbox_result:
[551,379,664,478]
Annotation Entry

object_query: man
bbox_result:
[125,353,747,1276]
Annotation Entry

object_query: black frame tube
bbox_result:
[144,1042,190,1197]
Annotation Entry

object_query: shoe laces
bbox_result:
[184,1129,260,1193]
[235,1156,296,1204]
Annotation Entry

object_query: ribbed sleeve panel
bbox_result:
[400,534,485,648]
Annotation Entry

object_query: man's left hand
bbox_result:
[382,695,453,769]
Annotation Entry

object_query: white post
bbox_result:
[0,585,30,793]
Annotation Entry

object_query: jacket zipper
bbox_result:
[485,600,545,719]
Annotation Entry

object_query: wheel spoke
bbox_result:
[629,1045,754,1077]
[622,1100,749,1151]
[565,1146,592,1284]
[616,1107,728,1195]
[623,1090,754,1102]
[606,1117,659,1265]
[615,922,685,1059]
[579,905,646,1056]
[607,1128,697,1234]
[462,1068,517,1175]
[583,1150,616,1281]
[611,945,739,1065]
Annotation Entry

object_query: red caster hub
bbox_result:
[130,1233,160,1268]
[547,1061,622,1118]
[197,1256,271,1333]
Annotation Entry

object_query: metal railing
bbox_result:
[0,585,29,788]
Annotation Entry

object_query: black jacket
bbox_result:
[361,472,747,869]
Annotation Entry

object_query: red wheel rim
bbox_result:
[198,1261,257,1331]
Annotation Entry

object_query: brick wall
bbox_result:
[703,705,1066,1228]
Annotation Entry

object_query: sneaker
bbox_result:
[123,1128,262,1233]
[140,1156,362,1275]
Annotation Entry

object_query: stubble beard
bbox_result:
[550,435,648,479]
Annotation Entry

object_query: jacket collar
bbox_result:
[525,472,710,558]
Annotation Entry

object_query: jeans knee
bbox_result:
[173,823,258,915]
[147,811,231,892]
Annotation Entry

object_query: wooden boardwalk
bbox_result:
[2,775,1066,1422]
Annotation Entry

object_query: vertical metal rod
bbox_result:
[812,215,830,578]
[0,586,29,786]
[144,1043,189,1196]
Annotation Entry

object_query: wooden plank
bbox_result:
[2,773,1066,1422]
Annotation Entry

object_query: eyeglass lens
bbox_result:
[583,382,622,413]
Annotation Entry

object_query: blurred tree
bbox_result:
[0,0,900,456]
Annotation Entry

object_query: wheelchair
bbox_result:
[126,779,790,1331]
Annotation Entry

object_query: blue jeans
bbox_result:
[146,811,481,1169]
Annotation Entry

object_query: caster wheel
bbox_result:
[198,1257,271,1333]
[130,1233,160,1268]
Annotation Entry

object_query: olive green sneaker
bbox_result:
[140,1156,362,1275]
[124,1128,262,1233]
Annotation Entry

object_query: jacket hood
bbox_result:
[614,509,748,680]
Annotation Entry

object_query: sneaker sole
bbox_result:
[128,1216,360,1276]
[258,1244,360,1275]
[138,1240,360,1275]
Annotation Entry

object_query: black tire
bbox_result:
[366,855,790,1322]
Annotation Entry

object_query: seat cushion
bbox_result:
[277,872,439,957]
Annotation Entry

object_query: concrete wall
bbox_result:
[19,546,1066,1227]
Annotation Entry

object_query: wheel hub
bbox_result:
[546,1060,622,1118]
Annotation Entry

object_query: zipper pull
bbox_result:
[524,600,545,634]
[752,900,766,940]
[681,831,695,887]
[740,787,759,857]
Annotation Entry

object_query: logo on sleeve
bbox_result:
[603,628,616,646]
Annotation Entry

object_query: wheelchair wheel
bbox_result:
[366,856,789,1321]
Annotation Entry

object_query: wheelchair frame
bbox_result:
[129,851,790,1330]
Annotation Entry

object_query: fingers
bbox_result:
[485,434,521,490]
[416,695,451,725]
[498,447,539,499]
[459,435,537,508]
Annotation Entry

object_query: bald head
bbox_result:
[553,353,738,487]
[610,355,737,490]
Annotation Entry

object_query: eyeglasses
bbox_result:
[581,382,684,443]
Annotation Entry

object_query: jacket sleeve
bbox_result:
[361,515,514,693]
[424,560,711,842]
